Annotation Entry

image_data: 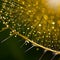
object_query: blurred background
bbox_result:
[0,0,60,60]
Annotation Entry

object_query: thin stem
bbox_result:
[1,35,13,43]
[39,50,47,60]
[50,54,57,60]
[20,42,26,48]
[25,46,34,53]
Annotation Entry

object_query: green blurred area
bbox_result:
[0,23,24,60]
